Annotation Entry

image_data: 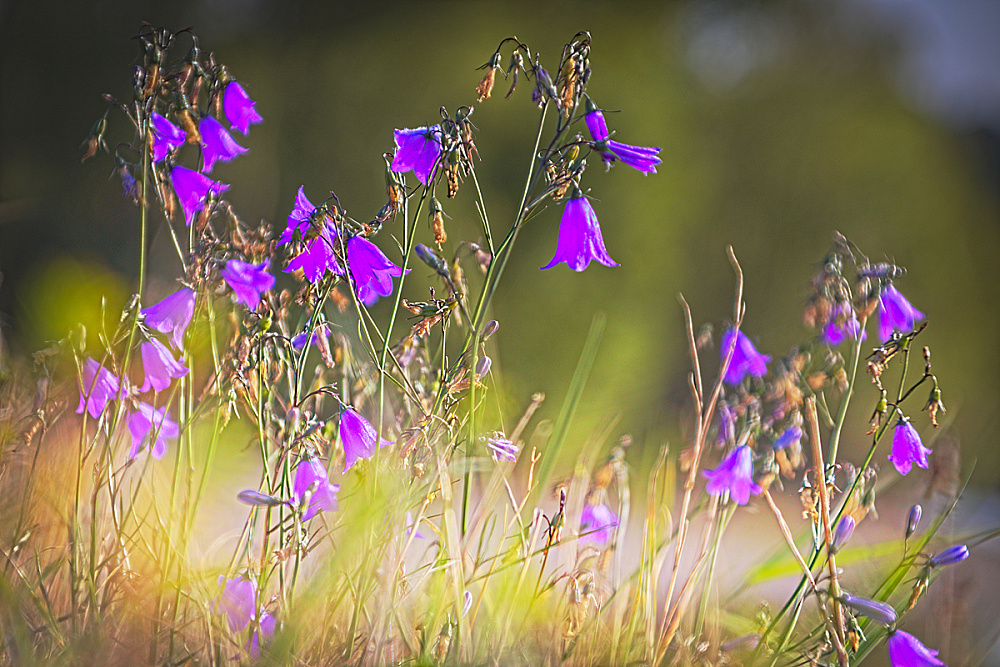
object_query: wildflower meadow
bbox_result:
[1,14,998,667]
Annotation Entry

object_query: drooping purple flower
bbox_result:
[340,407,393,472]
[580,502,619,546]
[150,112,186,162]
[247,612,277,659]
[221,259,275,310]
[703,445,762,506]
[291,458,340,521]
[279,186,319,245]
[878,285,925,343]
[888,417,931,475]
[223,81,263,135]
[773,425,802,450]
[541,189,619,271]
[142,288,196,351]
[278,186,344,282]
[213,576,257,632]
[822,304,866,346]
[583,96,662,173]
[76,357,122,419]
[291,323,331,350]
[346,236,404,305]
[198,115,248,173]
[929,544,969,568]
[887,629,945,667]
[485,434,518,462]
[390,125,444,185]
[139,338,189,393]
[127,402,179,459]
[839,592,898,625]
[170,165,229,226]
[721,329,770,385]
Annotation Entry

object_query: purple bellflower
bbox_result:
[279,186,343,283]
[127,402,179,459]
[830,516,856,554]
[580,502,619,546]
[150,112,186,162]
[583,96,662,173]
[142,287,195,351]
[198,115,247,173]
[888,417,931,475]
[214,576,257,633]
[541,189,619,271]
[221,259,275,310]
[76,358,122,419]
[774,425,802,450]
[170,165,228,226]
[291,458,340,521]
[823,304,866,347]
[929,544,969,568]
[340,407,393,472]
[839,592,898,625]
[390,125,444,185]
[721,329,770,385]
[346,236,404,305]
[703,445,762,505]
[223,81,263,135]
[139,338,189,393]
[247,613,277,659]
[878,285,924,343]
[887,629,945,667]
[291,323,331,350]
[485,434,518,462]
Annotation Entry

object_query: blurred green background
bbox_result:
[1,0,998,492]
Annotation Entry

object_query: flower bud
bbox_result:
[481,320,499,341]
[929,544,969,568]
[830,515,855,554]
[475,355,492,379]
[430,197,447,246]
[839,592,897,625]
[905,504,922,539]
[237,490,286,507]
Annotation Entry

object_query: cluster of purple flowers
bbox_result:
[213,575,277,658]
[151,82,261,226]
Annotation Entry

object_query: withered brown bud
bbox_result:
[176,108,201,144]
[476,67,496,102]
[430,197,447,247]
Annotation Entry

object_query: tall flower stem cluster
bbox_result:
[0,25,983,667]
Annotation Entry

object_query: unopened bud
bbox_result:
[475,355,492,379]
[481,320,499,341]
[430,197,447,246]
[237,490,286,507]
[929,544,969,568]
[905,504,922,539]
[830,516,855,554]
[839,592,897,625]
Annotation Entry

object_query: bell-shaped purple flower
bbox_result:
[888,417,931,475]
[887,629,945,667]
[127,402,179,459]
[223,81,263,135]
[221,259,275,310]
[199,115,247,173]
[247,612,277,659]
[142,288,195,351]
[541,190,619,272]
[340,407,393,472]
[279,186,319,245]
[774,425,802,450]
[346,236,404,305]
[213,575,257,632]
[839,592,897,625]
[291,458,340,521]
[76,357,122,419]
[139,338,189,393]
[150,112,186,162]
[878,285,924,343]
[278,187,343,282]
[485,434,518,462]
[170,165,228,226]
[580,502,619,546]
[583,96,662,173]
[390,125,444,185]
[291,323,331,350]
[703,445,762,505]
[929,544,969,568]
[721,329,770,385]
